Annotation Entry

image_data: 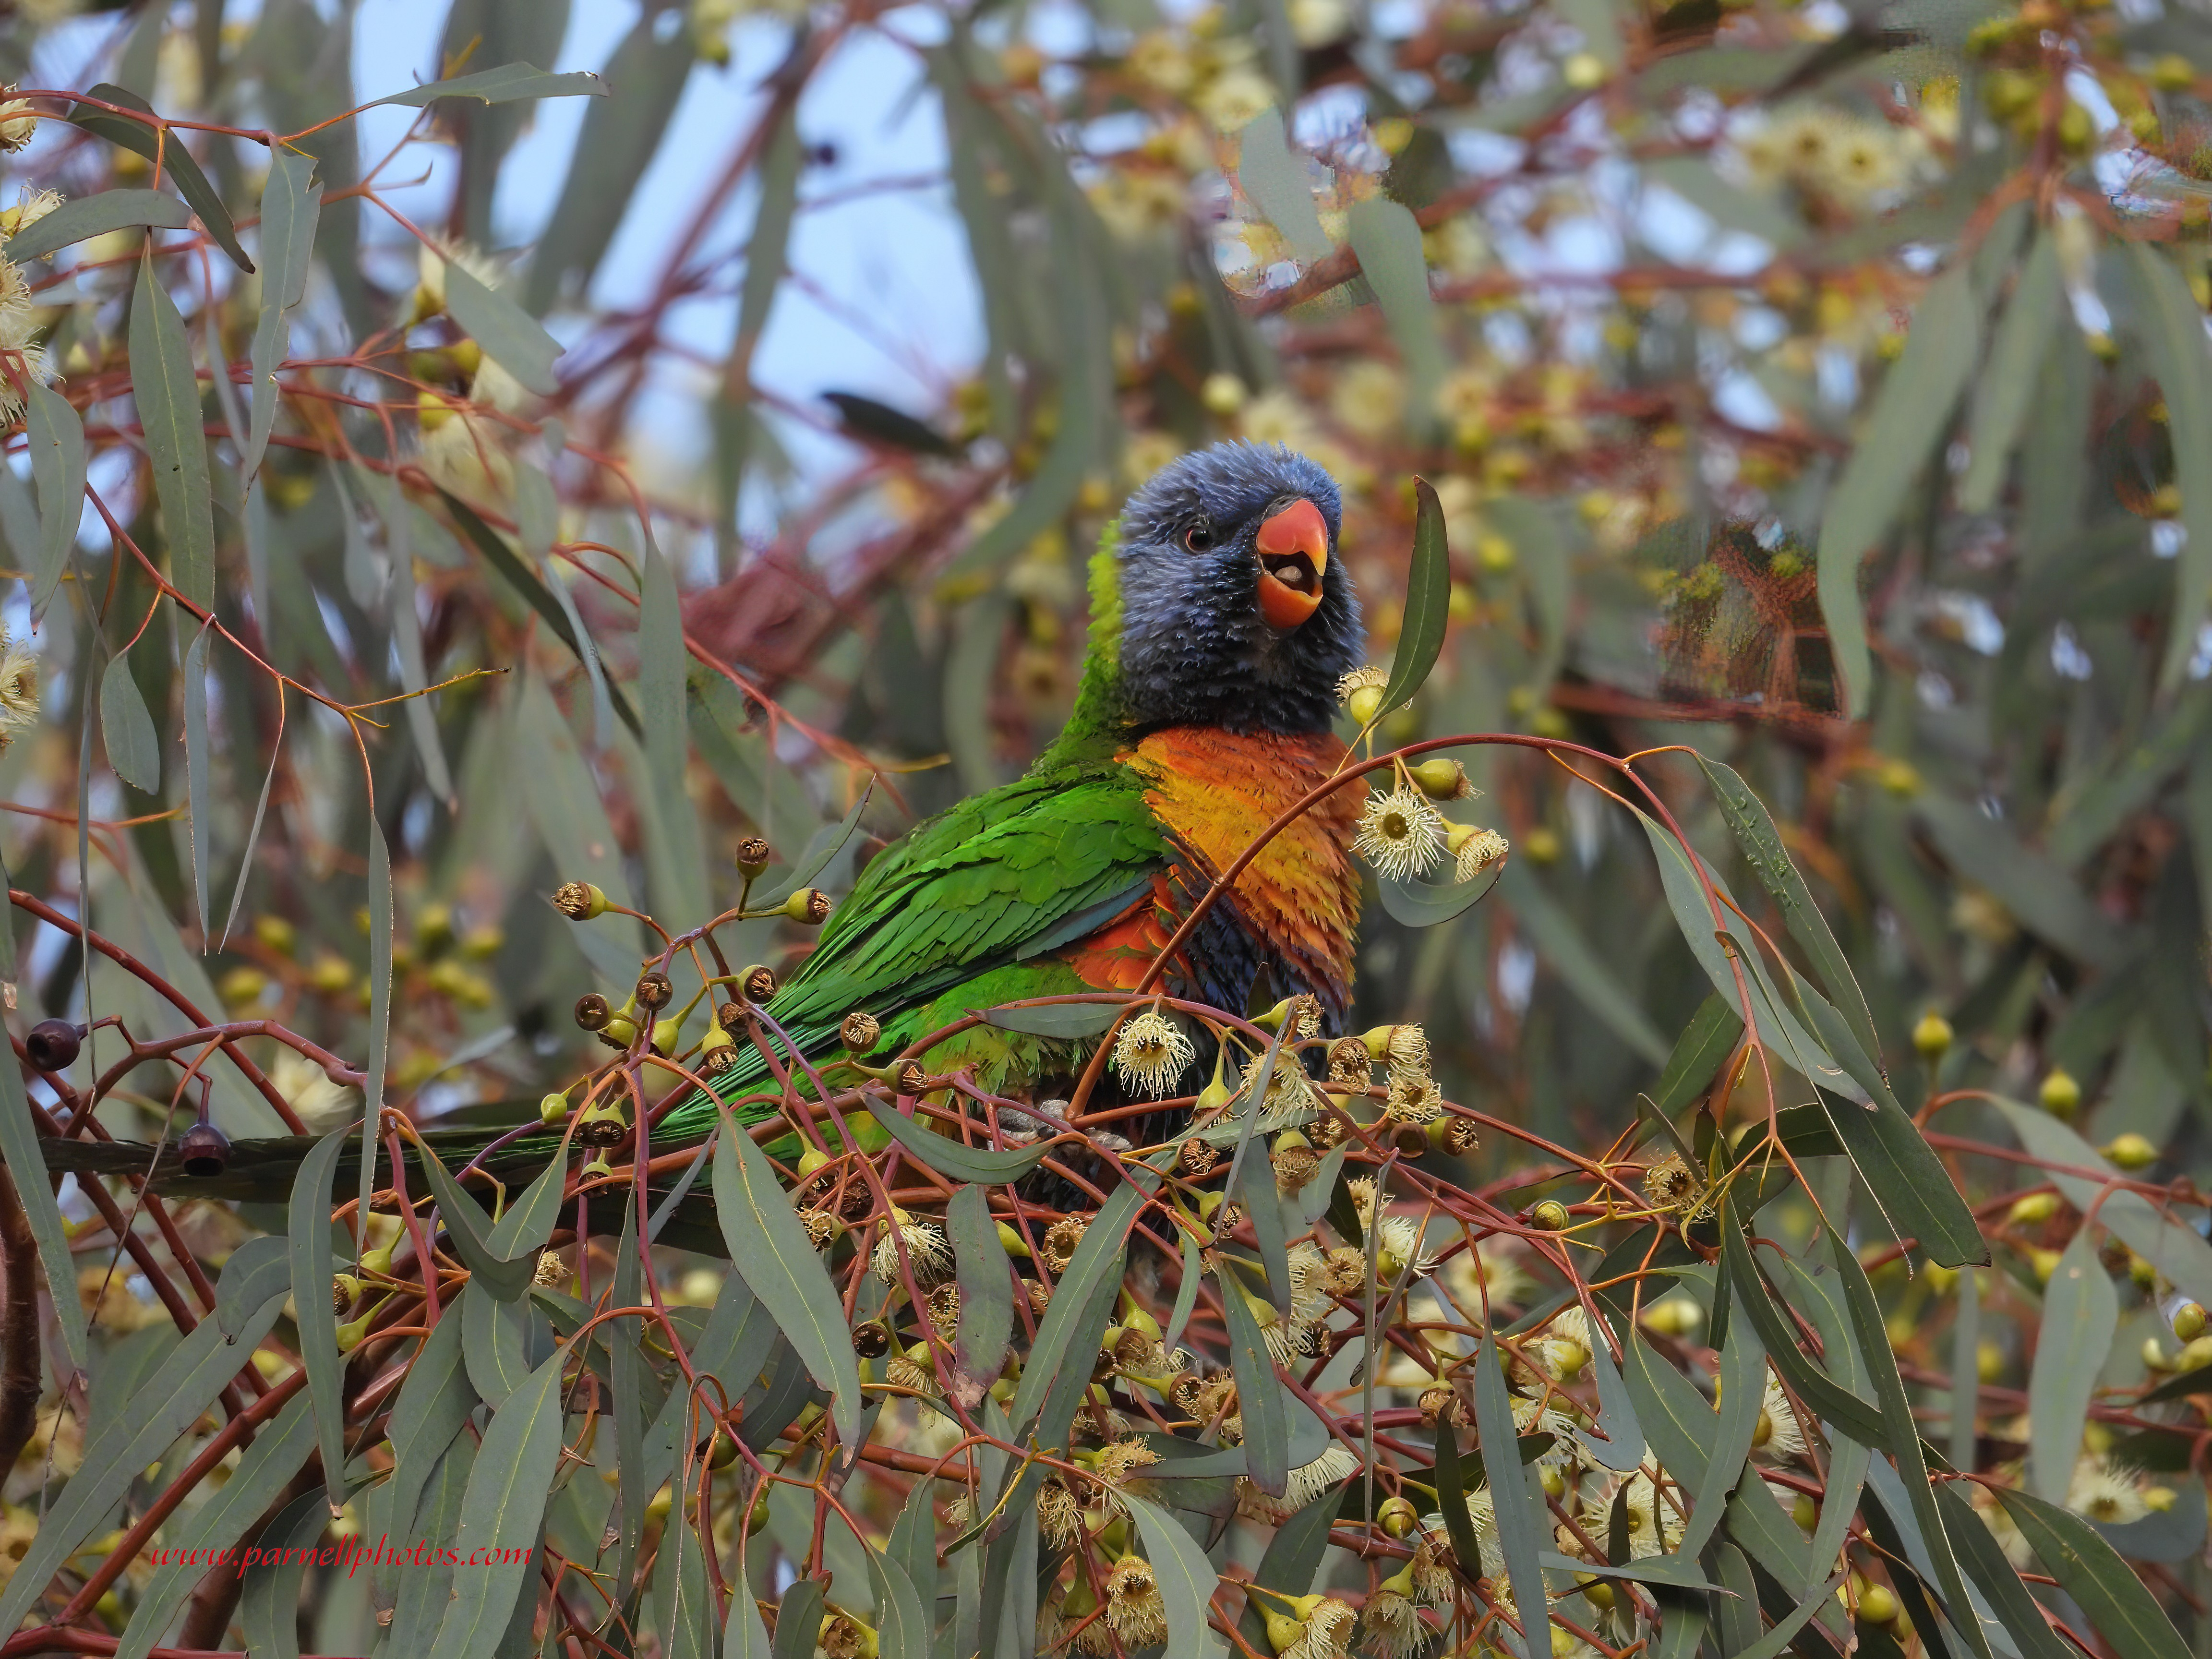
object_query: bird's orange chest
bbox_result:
[1122,727,1362,980]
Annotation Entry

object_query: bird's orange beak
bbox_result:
[1255,498,1328,630]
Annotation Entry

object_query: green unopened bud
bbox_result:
[539,1092,570,1127]
[746,1493,771,1535]
[1912,1010,1953,1059]
[650,1019,680,1055]
[1791,1493,1818,1530]
[2176,1301,2207,1341]
[598,1014,638,1049]
[1378,1495,1419,1537]
[2105,1132,2156,1171]
[336,1312,375,1352]
[1530,1199,1570,1231]
[2039,1069,2081,1119]
[359,1245,394,1277]
[1408,757,1469,799]
[2008,1192,2060,1225]
[995,1221,1032,1258]
[332,1274,362,1313]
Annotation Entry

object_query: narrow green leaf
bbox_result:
[1431,1416,1488,1595]
[1933,1482,2074,1659]
[7,188,192,261]
[1235,1491,1337,1651]
[722,1553,773,1659]
[611,1202,648,1598]
[0,1294,287,1637]
[238,1488,327,1659]
[409,1140,539,1301]
[1694,1317,1767,1562]
[1542,1552,1726,1594]
[1995,1486,2189,1659]
[2127,240,2212,692]
[2028,1229,2117,1504]
[244,148,320,479]
[1473,1330,1550,1659]
[1959,231,2060,512]
[372,1311,475,1587]
[1376,857,1504,928]
[868,1544,933,1659]
[1651,993,1744,1115]
[216,707,280,950]
[288,1128,350,1513]
[115,1390,319,1659]
[70,85,251,271]
[1235,110,1331,260]
[425,1342,570,1659]
[980,1000,1123,1038]
[1221,1269,1291,1497]
[1578,1311,1647,1474]
[1126,1493,1230,1659]
[1346,198,1442,437]
[444,259,563,396]
[1815,264,1979,718]
[180,624,212,939]
[947,1183,1013,1406]
[1378,477,1451,717]
[654,1505,716,1659]
[130,244,216,608]
[1697,757,1881,1065]
[1829,1228,1993,1659]
[24,381,84,618]
[1717,1210,1884,1444]
[1010,1179,1150,1450]
[712,1105,863,1449]
[0,1028,88,1373]
[862,1094,1052,1185]
[376,62,607,106]
[101,653,160,793]
[359,817,391,1244]
[1951,1259,1980,1470]
[1164,1227,1203,1355]
[212,1237,288,1336]
[769,1576,825,1659]
[887,1480,939,1615]
[1729,1565,1851,1659]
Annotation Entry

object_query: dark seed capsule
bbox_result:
[736,837,772,877]
[574,993,612,1032]
[852,1320,892,1358]
[714,1000,746,1033]
[739,965,777,1003]
[178,1120,232,1178]
[635,973,674,1011]
[24,1020,81,1071]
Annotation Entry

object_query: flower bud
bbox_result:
[2176,1302,2207,1341]
[336,1312,375,1353]
[178,1120,232,1178]
[2105,1132,2156,1171]
[553,881,607,921]
[995,1221,1032,1258]
[737,837,772,877]
[539,1092,570,1127]
[1408,757,1469,799]
[2038,1068,2081,1119]
[2007,1192,2060,1226]
[597,1014,638,1049]
[785,887,832,925]
[1530,1199,1570,1231]
[650,1019,680,1056]
[738,964,778,1003]
[1856,1586,1900,1625]
[360,1246,394,1277]
[1911,1010,1953,1059]
[1377,1495,1419,1537]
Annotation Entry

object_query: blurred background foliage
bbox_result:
[0,0,2210,1648]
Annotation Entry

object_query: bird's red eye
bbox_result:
[1183,519,1215,552]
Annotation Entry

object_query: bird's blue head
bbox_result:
[1107,441,1362,736]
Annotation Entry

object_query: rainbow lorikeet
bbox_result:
[45,441,1367,1196]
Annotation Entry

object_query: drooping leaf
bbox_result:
[1473,1330,1551,1659]
[375,62,608,106]
[1959,230,2060,512]
[1346,197,1443,438]
[1994,1486,2189,1659]
[24,381,84,619]
[69,84,251,270]
[359,817,392,1230]
[7,188,193,261]
[1235,109,1331,261]
[2027,1228,2118,1504]
[2128,240,2212,693]
[1221,1266,1291,1497]
[1378,478,1452,718]
[444,259,563,397]
[244,147,320,479]
[867,1543,933,1659]
[1125,1493,1230,1659]
[1376,858,1504,928]
[1933,1482,2075,1659]
[287,1128,350,1514]
[947,1182,1013,1405]
[863,1094,1053,1184]
[1430,1414,1488,1599]
[130,243,216,608]
[180,625,212,939]
[100,651,160,794]
[408,1138,541,1301]
[425,1342,570,1659]
[1650,993,1744,1115]
[979,1000,1124,1038]
[238,1488,328,1659]
[0,1294,288,1637]
[370,1310,475,1589]
[712,1104,864,1449]
[1008,1177,1150,1452]
[1815,264,1979,718]
[114,1390,319,1659]
[1235,1487,1338,1651]
[0,1029,88,1374]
